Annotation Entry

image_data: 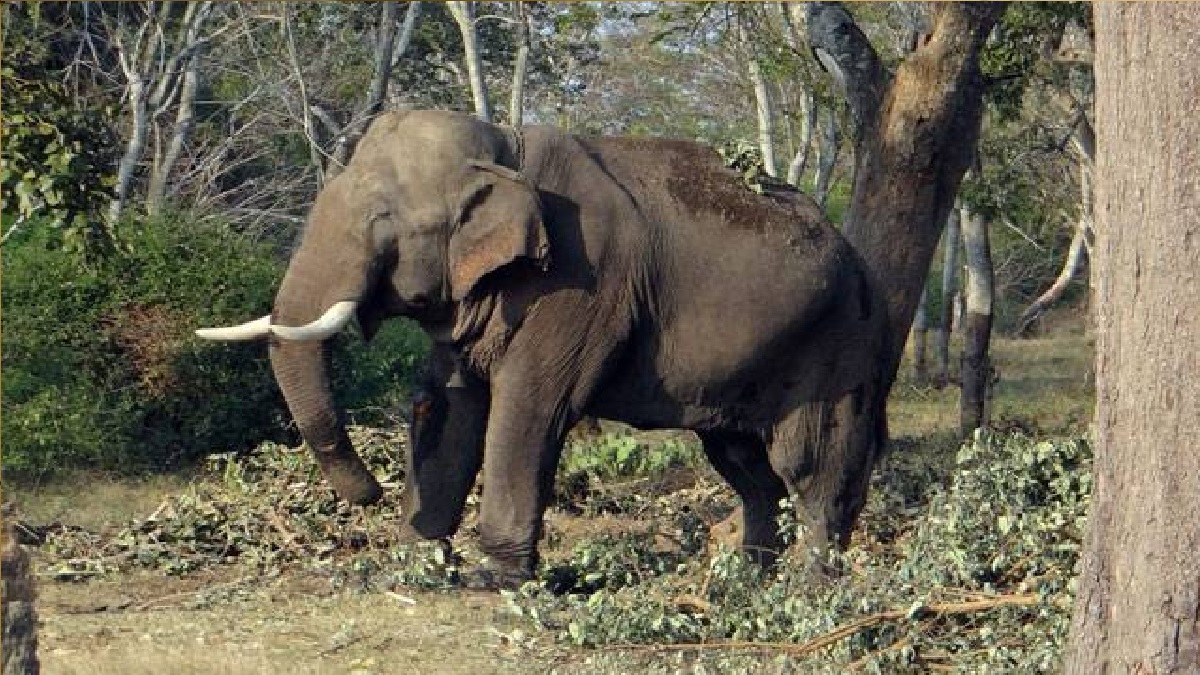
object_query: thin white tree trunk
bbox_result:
[787,88,816,186]
[147,60,199,214]
[959,204,994,436]
[391,2,422,70]
[813,104,841,210]
[110,77,150,223]
[935,205,961,384]
[749,59,777,177]
[447,2,492,122]
[507,2,531,127]
[110,1,213,222]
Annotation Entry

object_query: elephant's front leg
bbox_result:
[401,347,489,541]
[471,373,578,587]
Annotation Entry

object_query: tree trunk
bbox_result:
[909,281,930,383]
[1065,4,1200,672]
[507,2,531,127]
[737,13,778,179]
[2,513,39,675]
[812,103,840,211]
[447,2,492,122]
[1016,135,1094,337]
[807,2,1003,385]
[146,58,199,214]
[958,204,993,436]
[106,2,217,223]
[787,88,816,186]
[109,76,150,223]
[935,205,961,385]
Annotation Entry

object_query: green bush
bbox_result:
[2,215,428,478]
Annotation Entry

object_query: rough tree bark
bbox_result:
[1016,125,1094,336]
[807,1,1003,383]
[934,205,961,385]
[447,2,492,122]
[1065,4,1200,672]
[958,203,993,436]
[2,509,38,675]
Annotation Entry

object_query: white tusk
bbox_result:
[269,300,358,341]
[195,316,272,341]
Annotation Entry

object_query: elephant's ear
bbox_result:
[447,161,550,301]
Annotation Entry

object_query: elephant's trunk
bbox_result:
[268,242,382,505]
[269,338,383,505]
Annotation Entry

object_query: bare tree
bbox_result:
[786,88,816,186]
[807,1,1004,381]
[1065,4,1200,672]
[320,1,404,181]
[1016,119,1094,336]
[959,202,994,435]
[447,1,492,122]
[779,2,816,187]
[107,1,217,222]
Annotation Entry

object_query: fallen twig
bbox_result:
[133,576,255,611]
[601,593,1040,657]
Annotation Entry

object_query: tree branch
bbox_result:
[806,2,887,144]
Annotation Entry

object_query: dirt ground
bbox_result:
[36,566,569,674]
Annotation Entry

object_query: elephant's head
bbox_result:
[196,110,549,504]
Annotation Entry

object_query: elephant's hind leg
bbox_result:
[698,430,789,566]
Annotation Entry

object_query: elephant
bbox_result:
[197,109,890,587]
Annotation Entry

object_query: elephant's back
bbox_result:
[580,136,834,248]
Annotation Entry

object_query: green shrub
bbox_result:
[2,215,428,478]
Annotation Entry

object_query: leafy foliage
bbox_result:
[0,3,119,254]
[982,3,1091,122]
[40,427,457,586]
[512,432,1091,673]
[1,214,428,478]
[561,429,699,483]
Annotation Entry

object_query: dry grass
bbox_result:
[38,574,554,675]
[5,472,193,532]
[891,335,1094,439]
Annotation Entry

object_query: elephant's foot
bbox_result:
[458,556,537,591]
[313,448,383,506]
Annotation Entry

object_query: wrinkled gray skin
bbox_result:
[262,109,889,584]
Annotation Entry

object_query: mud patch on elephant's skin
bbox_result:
[589,136,829,242]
